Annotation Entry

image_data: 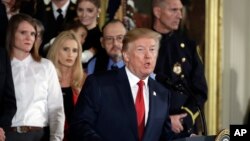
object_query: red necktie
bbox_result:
[135,80,145,141]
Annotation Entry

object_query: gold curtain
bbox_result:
[99,0,125,28]
[99,0,108,28]
[205,0,223,135]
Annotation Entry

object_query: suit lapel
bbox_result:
[143,78,157,140]
[116,68,138,139]
[65,2,76,22]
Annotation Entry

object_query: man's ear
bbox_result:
[153,7,161,19]
[100,37,104,48]
[122,51,129,62]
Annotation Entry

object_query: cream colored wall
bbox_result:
[222,0,250,128]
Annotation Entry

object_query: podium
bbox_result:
[171,135,216,141]
[171,129,230,141]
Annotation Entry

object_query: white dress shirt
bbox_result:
[52,0,70,18]
[11,55,65,141]
[125,67,149,125]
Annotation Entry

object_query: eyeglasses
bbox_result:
[103,35,124,43]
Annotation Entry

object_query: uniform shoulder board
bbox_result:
[196,45,204,63]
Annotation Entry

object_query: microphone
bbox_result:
[155,74,208,136]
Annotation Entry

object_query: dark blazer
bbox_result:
[0,2,8,47]
[35,1,76,57]
[0,48,16,127]
[70,67,172,141]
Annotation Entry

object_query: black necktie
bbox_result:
[56,8,64,24]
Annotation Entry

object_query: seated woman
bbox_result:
[43,20,88,57]
[47,30,87,141]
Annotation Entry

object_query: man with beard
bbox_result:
[86,19,127,75]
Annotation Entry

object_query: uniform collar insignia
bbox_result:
[69,6,75,11]
[46,7,51,11]
[153,91,157,96]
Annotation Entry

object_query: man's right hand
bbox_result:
[170,113,187,133]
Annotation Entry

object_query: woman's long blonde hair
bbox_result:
[47,31,85,92]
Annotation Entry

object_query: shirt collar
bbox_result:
[52,0,70,17]
[108,59,125,69]
[12,54,33,66]
[125,67,149,88]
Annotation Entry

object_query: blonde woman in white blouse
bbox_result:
[5,13,65,141]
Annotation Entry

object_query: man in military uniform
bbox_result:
[35,0,76,57]
[152,0,208,139]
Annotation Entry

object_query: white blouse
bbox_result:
[11,55,65,141]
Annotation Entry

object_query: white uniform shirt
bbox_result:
[125,67,149,125]
[11,55,65,141]
[52,0,70,18]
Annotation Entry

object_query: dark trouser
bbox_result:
[5,127,49,141]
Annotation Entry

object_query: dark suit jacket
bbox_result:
[35,1,76,57]
[70,67,172,141]
[0,48,16,127]
[0,2,8,47]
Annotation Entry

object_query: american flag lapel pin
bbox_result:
[153,91,157,96]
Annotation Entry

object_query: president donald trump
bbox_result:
[70,28,172,141]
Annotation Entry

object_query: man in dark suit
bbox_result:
[152,0,208,138]
[35,0,76,57]
[70,28,172,141]
[0,48,16,141]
